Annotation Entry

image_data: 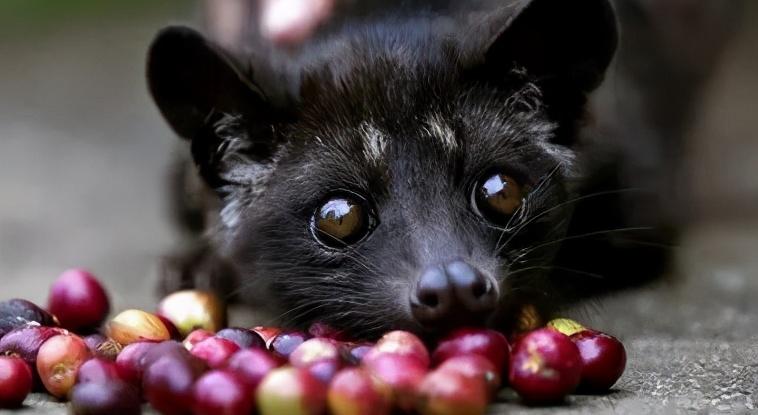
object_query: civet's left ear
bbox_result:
[464,0,618,128]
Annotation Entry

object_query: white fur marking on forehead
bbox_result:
[220,197,244,229]
[360,122,387,163]
[425,114,457,152]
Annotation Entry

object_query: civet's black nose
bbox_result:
[410,260,498,328]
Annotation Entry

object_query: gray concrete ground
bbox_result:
[0,2,756,414]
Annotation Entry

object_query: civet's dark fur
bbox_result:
[148,0,674,338]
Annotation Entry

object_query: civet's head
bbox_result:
[148,0,617,338]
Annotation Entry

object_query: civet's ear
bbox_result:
[147,26,273,140]
[147,26,282,188]
[466,0,618,126]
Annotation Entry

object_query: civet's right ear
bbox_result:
[147,26,283,188]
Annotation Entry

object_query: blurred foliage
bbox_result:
[0,0,190,30]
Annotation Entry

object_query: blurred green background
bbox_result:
[0,1,198,311]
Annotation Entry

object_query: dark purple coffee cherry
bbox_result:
[76,358,121,384]
[225,348,281,391]
[70,380,141,415]
[0,299,57,338]
[269,331,309,360]
[0,326,64,375]
[341,342,373,366]
[215,327,266,349]
[143,353,205,415]
[115,341,157,386]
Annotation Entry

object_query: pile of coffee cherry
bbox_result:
[0,269,626,414]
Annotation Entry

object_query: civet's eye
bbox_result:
[474,173,525,225]
[311,193,376,248]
